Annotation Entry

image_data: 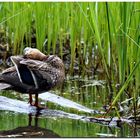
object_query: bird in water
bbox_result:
[0,47,65,107]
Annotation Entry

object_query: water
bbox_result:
[0,111,138,138]
[0,76,139,137]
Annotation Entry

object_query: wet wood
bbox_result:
[39,92,105,114]
[0,95,136,128]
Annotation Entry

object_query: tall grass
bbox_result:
[0,2,140,113]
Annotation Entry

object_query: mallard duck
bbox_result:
[0,47,65,107]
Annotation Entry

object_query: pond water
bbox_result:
[0,76,139,138]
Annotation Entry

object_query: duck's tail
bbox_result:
[0,83,12,90]
[0,73,12,90]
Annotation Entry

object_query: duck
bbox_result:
[0,47,65,107]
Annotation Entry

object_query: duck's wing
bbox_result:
[2,66,16,74]
[10,56,37,88]
[0,69,35,93]
[20,59,56,87]
[0,67,36,93]
[0,66,16,83]
[0,56,37,92]
[20,59,46,70]
[0,66,16,90]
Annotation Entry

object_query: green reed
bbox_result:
[0,2,140,113]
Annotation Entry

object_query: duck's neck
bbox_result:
[40,53,49,61]
[35,51,46,61]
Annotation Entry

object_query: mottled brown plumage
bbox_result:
[0,47,65,107]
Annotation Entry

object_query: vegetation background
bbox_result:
[0,2,140,116]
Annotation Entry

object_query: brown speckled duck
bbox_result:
[0,47,65,107]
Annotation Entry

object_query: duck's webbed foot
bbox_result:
[29,93,47,110]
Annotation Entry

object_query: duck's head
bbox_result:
[23,47,65,71]
[23,47,46,61]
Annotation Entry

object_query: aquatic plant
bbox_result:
[0,2,140,116]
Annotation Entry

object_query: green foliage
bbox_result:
[0,2,140,111]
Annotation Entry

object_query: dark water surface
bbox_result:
[0,76,139,137]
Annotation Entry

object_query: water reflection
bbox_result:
[0,113,60,138]
[0,77,139,137]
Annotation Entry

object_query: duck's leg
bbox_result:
[34,93,38,107]
[29,93,39,108]
[29,94,33,105]
[34,93,47,109]
[29,93,46,109]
